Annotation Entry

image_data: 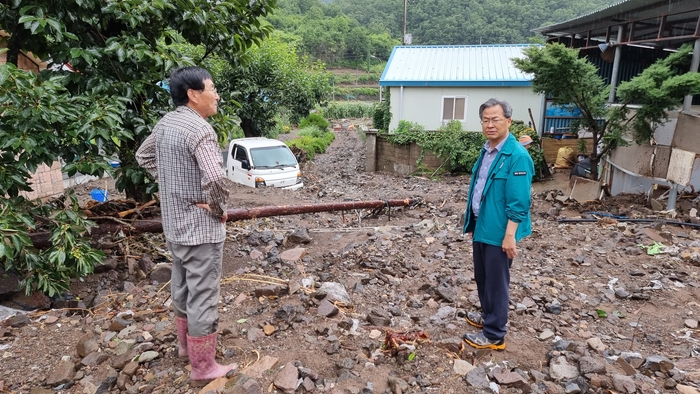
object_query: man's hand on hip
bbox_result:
[196,203,227,223]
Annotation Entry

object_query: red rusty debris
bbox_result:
[383,329,430,355]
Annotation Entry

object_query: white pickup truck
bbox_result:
[225,137,303,190]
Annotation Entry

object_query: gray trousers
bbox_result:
[168,241,224,337]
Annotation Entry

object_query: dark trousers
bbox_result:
[472,241,512,341]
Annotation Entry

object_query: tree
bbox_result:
[616,45,700,144]
[513,43,700,180]
[218,35,332,138]
[0,0,277,295]
[513,44,610,180]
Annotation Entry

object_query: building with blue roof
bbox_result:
[379,44,543,132]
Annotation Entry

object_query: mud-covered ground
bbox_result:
[1,121,700,394]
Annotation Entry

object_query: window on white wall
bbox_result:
[442,97,467,121]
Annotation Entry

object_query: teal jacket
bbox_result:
[462,133,534,246]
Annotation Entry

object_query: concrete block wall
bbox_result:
[19,161,65,200]
[366,131,443,175]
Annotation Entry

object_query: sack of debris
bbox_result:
[554,146,575,169]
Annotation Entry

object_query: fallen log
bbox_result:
[28,198,423,249]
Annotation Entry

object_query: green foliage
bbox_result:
[1,192,104,297]
[331,0,614,46]
[321,101,377,119]
[514,42,700,180]
[383,119,546,176]
[510,122,547,181]
[383,120,485,173]
[0,0,277,294]
[513,43,611,180]
[299,112,331,130]
[333,72,381,85]
[220,35,332,138]
[285,126,336,159]
[335,87,379,98]
[617,44,700,144]
[372,88,391,132]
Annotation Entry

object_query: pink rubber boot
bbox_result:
[187,333,238,386]
[175,316,189,360]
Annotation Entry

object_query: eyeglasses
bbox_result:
[480,117,506,125]
[199,87,218,93]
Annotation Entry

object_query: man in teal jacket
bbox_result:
[462,98,534,350]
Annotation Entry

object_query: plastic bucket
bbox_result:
[90,188,108,202]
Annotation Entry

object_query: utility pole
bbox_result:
[402,0,407,45]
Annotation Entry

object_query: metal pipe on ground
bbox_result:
[28,198,423,249]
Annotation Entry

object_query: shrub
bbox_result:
[372,89,391,132]
[299,112,330,131]
[322,101,377,119]
[286,126,336,160]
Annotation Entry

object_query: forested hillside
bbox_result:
[268,0,617,66]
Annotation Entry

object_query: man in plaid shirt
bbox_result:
[136,66,234,386]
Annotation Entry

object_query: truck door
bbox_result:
[228,144,252,187]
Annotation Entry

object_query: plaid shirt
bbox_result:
[136,106,229,245]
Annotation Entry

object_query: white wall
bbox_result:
[387,86,543,132]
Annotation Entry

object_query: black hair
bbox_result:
[169,66,213,107]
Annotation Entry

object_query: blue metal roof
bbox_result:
[379,44,539,87]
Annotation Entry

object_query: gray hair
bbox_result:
[479,98,513,119]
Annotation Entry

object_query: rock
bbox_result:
[616,356,637,376]
[578,356,606,374]
[226,374,264,394]
[493,371,527,386]
[465,367,490,389]
[279,247,306,263]
[138,255,155,273]
[286,228,312,245]
[564,382,580,394]
[81,352,109,367]
[387,375,409,393]
[263,324,276,336]
[137,351,159,363]
[45,358,76,386]
[10,291,50,310]
[612,374,637,393]
[94,257,119,273]
[435,286,457,303]
[641,355,674,373]
[148,263,172,283]
[685,319,699,329]
[429,306,456,324]
[254,285,286,299]
[122,362,139,376]
[241,355,279,379]
[317,299,339,317]
[273,362,299,394]
[550,356,580,381]
[0,268,20,296]
[614,288,630,298]
[677,385,700,394]
[586,337,607,353]
[77,337,100,357]
[539,329,555,341]
[315,282,351,305]
[8,314,31,328]
[453,359,475,376]
[619,352,644,368]
[366,308,392,326]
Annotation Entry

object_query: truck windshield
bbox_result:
[249,146,297,168]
